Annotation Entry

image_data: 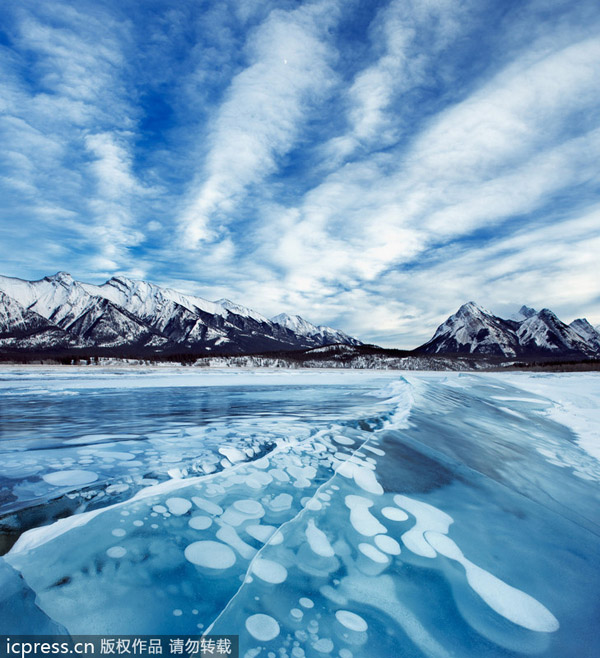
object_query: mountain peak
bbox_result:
[45,271,74,285]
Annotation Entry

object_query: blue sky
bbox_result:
[1,0,599,348]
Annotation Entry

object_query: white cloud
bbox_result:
[179,0,340,247]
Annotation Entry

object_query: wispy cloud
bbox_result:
[179,0,340,247]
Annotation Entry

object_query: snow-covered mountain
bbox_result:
[0,272,362,355]
[271,313,363,347]
[418,302,598,358]
[570,318,600,353]
[417,302,521,357]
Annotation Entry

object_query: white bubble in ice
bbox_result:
[358,543,389,564]
[270,493,293,512]
[345,496,387,536]
[312,638,334,653]
[335,610,368,632]
[305,519,335,557]
[381,507,409,522]
[305,499,323,511]
[234,499,264,516]
[189,516,212,530]
[245,614,280,641]
[43,470,98,486]
[252,558,288,584]
[374,534,401,555]
[394,494,453,558]
[184,541,236,569]
[191,497,223,516]
[290,608,303,620]
[173,609,182,616]
[152,505,167,514]
[133,520,144,527]
[166,497,192,516]
[299,597,314,609]
[424,531,559,632]
[333,435,355,446]
[107,546,127,559]
[112,528,126,537]
[339,650,353,658]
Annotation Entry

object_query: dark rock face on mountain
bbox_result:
[417,302,598,359]
[0,272,362,356]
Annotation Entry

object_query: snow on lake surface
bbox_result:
[0,368,599,657]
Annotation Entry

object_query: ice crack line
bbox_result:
[203,422,385,635]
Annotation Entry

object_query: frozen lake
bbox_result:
[1,367,599,657]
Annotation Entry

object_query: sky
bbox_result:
[0,0,599,348]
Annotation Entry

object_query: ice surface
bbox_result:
[1,368,599,656]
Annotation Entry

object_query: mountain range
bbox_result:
[0,272,361,355]
[417,302,600,359]
[0,273,598,363]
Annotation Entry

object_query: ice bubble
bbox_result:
[374,535,401,555]
[246,524,275,543]
[345,496,387,536]
[106,484,130,494]
[246,472,273,489]
[394,495,453,558]
[333,435,355,446]
[269,468,290,482]
[245,614,280,641]
[312,638,334,653]
[133,520,144,527]
[299,597,314,609]
[305,499,323,511]
[107,546,127,559]
[192,497,223,516]
[166,498,192,516]
[306,520,335,558]
[288,464,316,488]
[270,493,293,512]
[218,446,246,463]
[42,470,98,486]
[358,543,389,564]
[335,610,368,632]
[424,532,559,632]
[189,516,212,530]
[381,507,408,522]
[152,505,167,514]
[363,445,385,457]
[337,462,383,495]
[233,499,265,517]
[111,528,126,537]
[290,608,303,620]
[339,650,353,658]
[184,541,236,569]
[252,558,288,584]
[172,609,182,616]
[216,525,257,560]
